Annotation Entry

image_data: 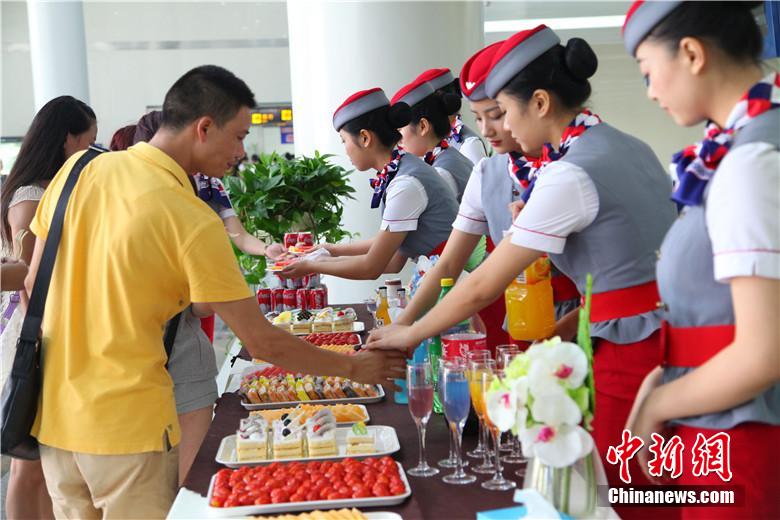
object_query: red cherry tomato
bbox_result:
[270,489,290,503]
[372,483,391,497]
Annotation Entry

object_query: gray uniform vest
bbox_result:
[547,123,676,343]
[657,110,780,428]
[450,123,488,155]
[434,147,473,203]
[480,154,580,320]
[383,153,459,259]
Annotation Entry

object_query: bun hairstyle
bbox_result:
[646,2,763,64]
[342,102,411,148]
[409,92,462,139]
[435,78,463,98]
[502,37,597,110]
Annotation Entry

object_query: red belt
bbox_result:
[589,281,661,323]
[429,240,447,257]
[551,274,580,303]
[660,321,734,367]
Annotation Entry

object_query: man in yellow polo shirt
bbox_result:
[25,65,406,518]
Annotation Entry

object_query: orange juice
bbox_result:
[469,378,486,418]
[505,256,556,341]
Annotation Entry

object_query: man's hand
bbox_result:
[264,242,286,261]
[280,259,313,279]
[366,324,420,358]
[350,349,407,392]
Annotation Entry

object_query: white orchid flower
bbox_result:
[520,424,594,468]
[527,341,588,397]
[485,387,517,432]
[531,392,582,427]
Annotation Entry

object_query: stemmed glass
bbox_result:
[437,359,468,468]
[497,349,526,466]
[495,345,519,453]
[441,359,476,485]
[406,361,439,477]
[465,350,490,459]
[481,368,517,491]
[467,358,496,474]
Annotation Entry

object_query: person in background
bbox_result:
[369,27,677,519]
[280,88,459,282]
[415,67,489,164]
[622,2,779,518]
[392,77,474,202]
[109,124,137,151]
[0,95,97,520]
[111,111,284,484]
[25,65,404,518]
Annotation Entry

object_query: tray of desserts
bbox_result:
[249,404,370,426]
[255,510,402,520]
[217,410,400,467]
[253,333,363,364]
[269,308,364,335]
[207,457,411,515]
[239,371,384,410]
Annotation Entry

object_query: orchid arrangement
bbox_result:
[486,274,596,468]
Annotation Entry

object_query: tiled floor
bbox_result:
[0,316,234,518]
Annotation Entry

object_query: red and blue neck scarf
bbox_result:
[370,147,406,208]
[509,110,602,202]
[448,115,465,144]
[423,138,450,165]
[671,73,780,207]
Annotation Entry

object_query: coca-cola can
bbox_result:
[283,289,297,311]
[297,232,313,246]
[286,276,303,290]
[257,288,272,315]
[321,284,328,307]
[309,287,326,310]
[302,273,321,289]
[284,233,299,248]
[295,289,309,311]
[271,288,285,313]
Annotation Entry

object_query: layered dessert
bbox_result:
[346,422,376,455]
[236,417,268,461]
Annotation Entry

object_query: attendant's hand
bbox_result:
[509,200,526,221]
[280,259,313,279]
[366,324,419,357]
[264,242,286,261]
[349,349,407,392]
[625,366,669,484]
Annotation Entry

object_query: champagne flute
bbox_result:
[406,361,439,477]
[494,345,519,453]
[481,368,517,491]
[465,350,490,459]
[468,358,496,474]
[437,358,468,468]
[441,359,476,485]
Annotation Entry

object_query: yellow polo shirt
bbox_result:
[29,143,252,455]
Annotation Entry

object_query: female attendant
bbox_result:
[281,89,458,281]
[623,2,779,518]
[392,77,474,202]
[369,27,677,515]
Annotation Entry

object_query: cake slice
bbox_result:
[236,417,268,461]
[272,420,304,459]
[311,307,334,332]
[291,310,313,334]
[346,421,376,455]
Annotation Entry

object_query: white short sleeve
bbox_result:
[706,142,780,281]
[380,176,429,233]
[458,137,488,165]
[452,159,490,236]
[434,166,459,199]
[510,162,599,254]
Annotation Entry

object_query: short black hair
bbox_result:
[342,103,411,148]
[647,2,763,65]
[161,65,256,129]
[501,38,598,111]
[409,93,462,140]
[436,78,462,98]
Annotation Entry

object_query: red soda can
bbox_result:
[297,232,313,246]
[321,284,328,307]
[284,233,298,248]
[308,287,326,310]
[283,289,297,311]
[271,288,285,313]
[295,289,309,311]
[257,288,272,314]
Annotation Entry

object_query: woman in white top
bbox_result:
[0,95,97,520]
[281,88,459,281]
[623,2,779,518]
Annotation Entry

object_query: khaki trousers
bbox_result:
[39,441,178,519]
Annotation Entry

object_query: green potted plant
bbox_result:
[223,152,356,284]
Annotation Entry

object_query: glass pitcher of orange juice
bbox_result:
[505,256,556,341]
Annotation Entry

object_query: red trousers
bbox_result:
[593,332,663,519]
[200,315,215,343]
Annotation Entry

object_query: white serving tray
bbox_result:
[216,425,400,468]
[240,385,384,411]
[206,462,411,517]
